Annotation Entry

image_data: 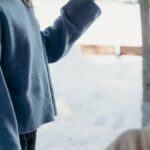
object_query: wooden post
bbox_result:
[139,0,150,126]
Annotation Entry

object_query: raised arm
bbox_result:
[41,0,101,63]
[0,15,21,150]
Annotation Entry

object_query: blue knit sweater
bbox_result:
[0,0,101,149]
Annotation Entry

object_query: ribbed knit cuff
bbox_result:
[62,0,101,31]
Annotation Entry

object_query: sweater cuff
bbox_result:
[61,0,101,31]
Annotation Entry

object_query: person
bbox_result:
[106,127,150,150]
[0,0,101,149]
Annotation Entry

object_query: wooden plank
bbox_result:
[80,45,115,55]
[80,45,142,56]
[120,46,141,56]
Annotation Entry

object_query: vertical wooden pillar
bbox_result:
[139,0,150,126]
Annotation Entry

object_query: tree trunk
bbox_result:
[139,0,150,126]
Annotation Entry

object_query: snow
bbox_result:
[33,1,143,149]
[36,46,142,150]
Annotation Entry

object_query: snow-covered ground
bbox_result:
[33,1,143,150]
[36,46,142,150]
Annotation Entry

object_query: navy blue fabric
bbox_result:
[0,0,101,149]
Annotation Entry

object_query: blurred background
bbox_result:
[32,0,143,149]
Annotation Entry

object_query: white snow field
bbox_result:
[36,46,142,150]
[33,1,143,150]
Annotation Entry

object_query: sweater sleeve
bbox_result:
[0,17,21,150]
[41,0,101,63]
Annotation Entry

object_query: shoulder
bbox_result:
[0,0,12,16]
[0,0,12,8]
[0,0,25,22]
[0,0,18,30]
[0,0,23,14]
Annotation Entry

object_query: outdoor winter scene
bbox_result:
[32,0,147,149]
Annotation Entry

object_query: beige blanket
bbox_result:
[107,127,150,150]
